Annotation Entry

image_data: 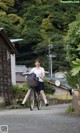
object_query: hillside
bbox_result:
[0,0,80,70]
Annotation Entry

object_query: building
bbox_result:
[0,28,16,104]
[10,39,23,85]
[16,65,28,86]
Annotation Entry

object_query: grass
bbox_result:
[46,94,72,100]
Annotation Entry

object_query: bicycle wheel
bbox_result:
[29,89,35,111]
[36,93,42,110]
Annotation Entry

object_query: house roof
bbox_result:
[16,65,28,73]
[10,39,23,43]
[0,28,16,54]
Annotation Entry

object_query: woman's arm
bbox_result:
[40,68,45,79]
[29,68,34,74]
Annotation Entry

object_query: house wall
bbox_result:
[0,35,13,104]
[11,54,16,84]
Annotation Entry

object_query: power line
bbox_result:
[16,45,63,55]
[16,52,35,58]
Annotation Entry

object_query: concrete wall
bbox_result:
[54,87,68,95]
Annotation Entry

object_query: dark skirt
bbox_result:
[36,82,44,92]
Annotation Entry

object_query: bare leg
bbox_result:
[40,90,48,104]
[22,90,31,104]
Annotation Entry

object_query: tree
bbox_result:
[64,13,80,62]
[0,0,80,69]
[65,13,80,115]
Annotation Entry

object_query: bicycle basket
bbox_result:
[27,73,39,87]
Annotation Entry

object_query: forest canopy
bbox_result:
[0,0,80,70]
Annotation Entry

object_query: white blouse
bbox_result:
[30,67,45,82]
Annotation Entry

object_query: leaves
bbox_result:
[64,13,80,62]
[0,0,15,7]
[0,0,80,69]
[0,2,8,11]
[71,58,80,76]
[66,73,80,89]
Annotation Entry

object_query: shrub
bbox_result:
[12,83,28,99]
[44,80,55,94]
[66,73,80,90]
[66,105,74,113]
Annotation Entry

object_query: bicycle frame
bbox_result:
[29,88,42,111]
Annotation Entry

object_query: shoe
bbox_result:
[68,89,72,95]
[20,103,25,106]
[30,106,33,111]
[45,103,49,106]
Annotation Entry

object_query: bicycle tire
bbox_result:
[29,89,35,111]
[36,94,42,110]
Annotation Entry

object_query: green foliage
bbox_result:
[65,13,80,90]
[0,0,80,70]
[8,14,22,25]
[66,104,74,113]
[64,13,80,62]
[41,18,53,31]
[0,11,6,16]
[12,83,28,99]
[71,58,80,76]
[0,2,8,11]
[66,73,80,89]
[17,0,80,69]
[0,0,14,7]
[0,15,23,38]
[44,80,55,94]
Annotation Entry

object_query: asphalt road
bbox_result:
[0,104,80,133]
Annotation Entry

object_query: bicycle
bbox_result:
[29,87,42,111]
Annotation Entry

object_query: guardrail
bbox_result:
[47,80,68,90]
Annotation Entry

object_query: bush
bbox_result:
[44,80,55,94]
[66,73,80,90]
[12,83,28,99]
[66,105,74,113]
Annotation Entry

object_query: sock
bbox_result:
[44,99,48,104]
[22,90,31,104]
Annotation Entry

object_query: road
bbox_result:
[0,104,80,133]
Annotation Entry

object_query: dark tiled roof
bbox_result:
[0,28,16,54]
[16,65,27,73]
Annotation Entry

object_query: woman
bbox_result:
[22,59,48,106]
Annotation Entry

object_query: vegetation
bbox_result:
[66,104,74,113]
[0,0,80,70]
[65,13,80,91]
[47,94,72,100]
[12,83,28,99]
[12,81,55,100]
[66,73,80,90]
[65,13,80,63]
[65,13,80,115]
[44,80,55,94]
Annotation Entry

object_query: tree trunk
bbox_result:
[72,90,80,115]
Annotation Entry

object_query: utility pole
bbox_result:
[48,44,53,79]
[50,54,53,79]
[48,44,51,73]
[48,44,57,79]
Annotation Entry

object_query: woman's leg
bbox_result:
[40,90,48,106]
[22,89,31,105]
